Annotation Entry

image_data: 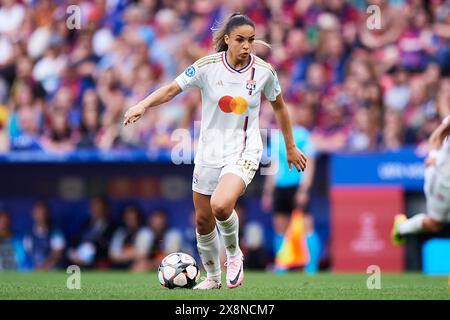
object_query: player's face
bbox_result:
[225,24,255,62]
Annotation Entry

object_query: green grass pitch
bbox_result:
[0,271,449,300]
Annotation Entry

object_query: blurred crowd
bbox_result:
[0,0,449,155]
[0,196,268,271]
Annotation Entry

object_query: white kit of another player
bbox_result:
[392,115,450,245]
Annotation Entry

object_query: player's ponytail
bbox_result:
[211,12,271,52]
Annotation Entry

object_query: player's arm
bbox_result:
[262,171,275,212]
[428,115,450,149]
[425,115,450,166]
[123,81,182,126]
[296,154,315,208]
[270,94,307,172]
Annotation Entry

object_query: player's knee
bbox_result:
[210,198,233,220]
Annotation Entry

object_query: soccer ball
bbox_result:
[157,252,200,289]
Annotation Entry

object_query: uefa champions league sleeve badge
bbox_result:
[185,66,196,77]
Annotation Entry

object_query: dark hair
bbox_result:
[122,204,143,226]
[212,13,266,52]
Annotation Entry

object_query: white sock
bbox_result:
[397,213,426,235]
[216,210,240,257]
[196,228,221,281]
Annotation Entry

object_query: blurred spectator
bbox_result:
[380,107,416,150]
[347,107,381,151]
[0,208,25,270]
[40,108,76,154]
[23,200,66,270]
[0,0,446,155]
[436,78,450,117]
[76,90,102,149]
[283,28,314,90]
[0,0,25,39]
[403,76,433,132]
[311,97,350,152]
[359,0,407,50]
[10,106,42,150]
[396,7,433,72]
[109,204,146,269]
[315,30,349,85]
[384,66,411,111]
[67,196,115,269]
[32,35,67,95]
[0,104,9,152]
[132,209,183,272]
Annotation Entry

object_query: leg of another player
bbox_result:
[193,192,222,288]
[397,214,445,235]
[393,213,445,245]
[211,173,245,288]
[422,216,445,232]
[272,212,289,253]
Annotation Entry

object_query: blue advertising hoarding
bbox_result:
[330,147,426,191]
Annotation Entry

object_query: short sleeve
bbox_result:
[263,69,282,102]
[175,61,203,91]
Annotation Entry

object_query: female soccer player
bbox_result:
[123,13,307,289]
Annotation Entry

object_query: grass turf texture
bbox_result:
[0,271,449,300]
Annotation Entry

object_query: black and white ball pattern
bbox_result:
[158,252,200,289]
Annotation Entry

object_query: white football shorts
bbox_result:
[424,166,450,222]
[192,158,259,196]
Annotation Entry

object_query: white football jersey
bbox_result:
[436,137,450,187]
[175,52,281,168]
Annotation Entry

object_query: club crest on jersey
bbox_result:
[185,66,196,77]
[246,80,256,91]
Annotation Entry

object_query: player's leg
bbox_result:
[392,168,448,244]
[193,191,222,289]
[271,186,296,254]
[211,172,246,288]
[273,213,290,252]
[393,213,444,244]
[211,172,245,253]
[192,165,222,290]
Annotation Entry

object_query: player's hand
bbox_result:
[123,103,147,126]
[287,146,307,172]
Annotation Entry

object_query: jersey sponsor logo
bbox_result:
[218,96,248,115]
[185,66,196,77]
[216,80,224,86]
